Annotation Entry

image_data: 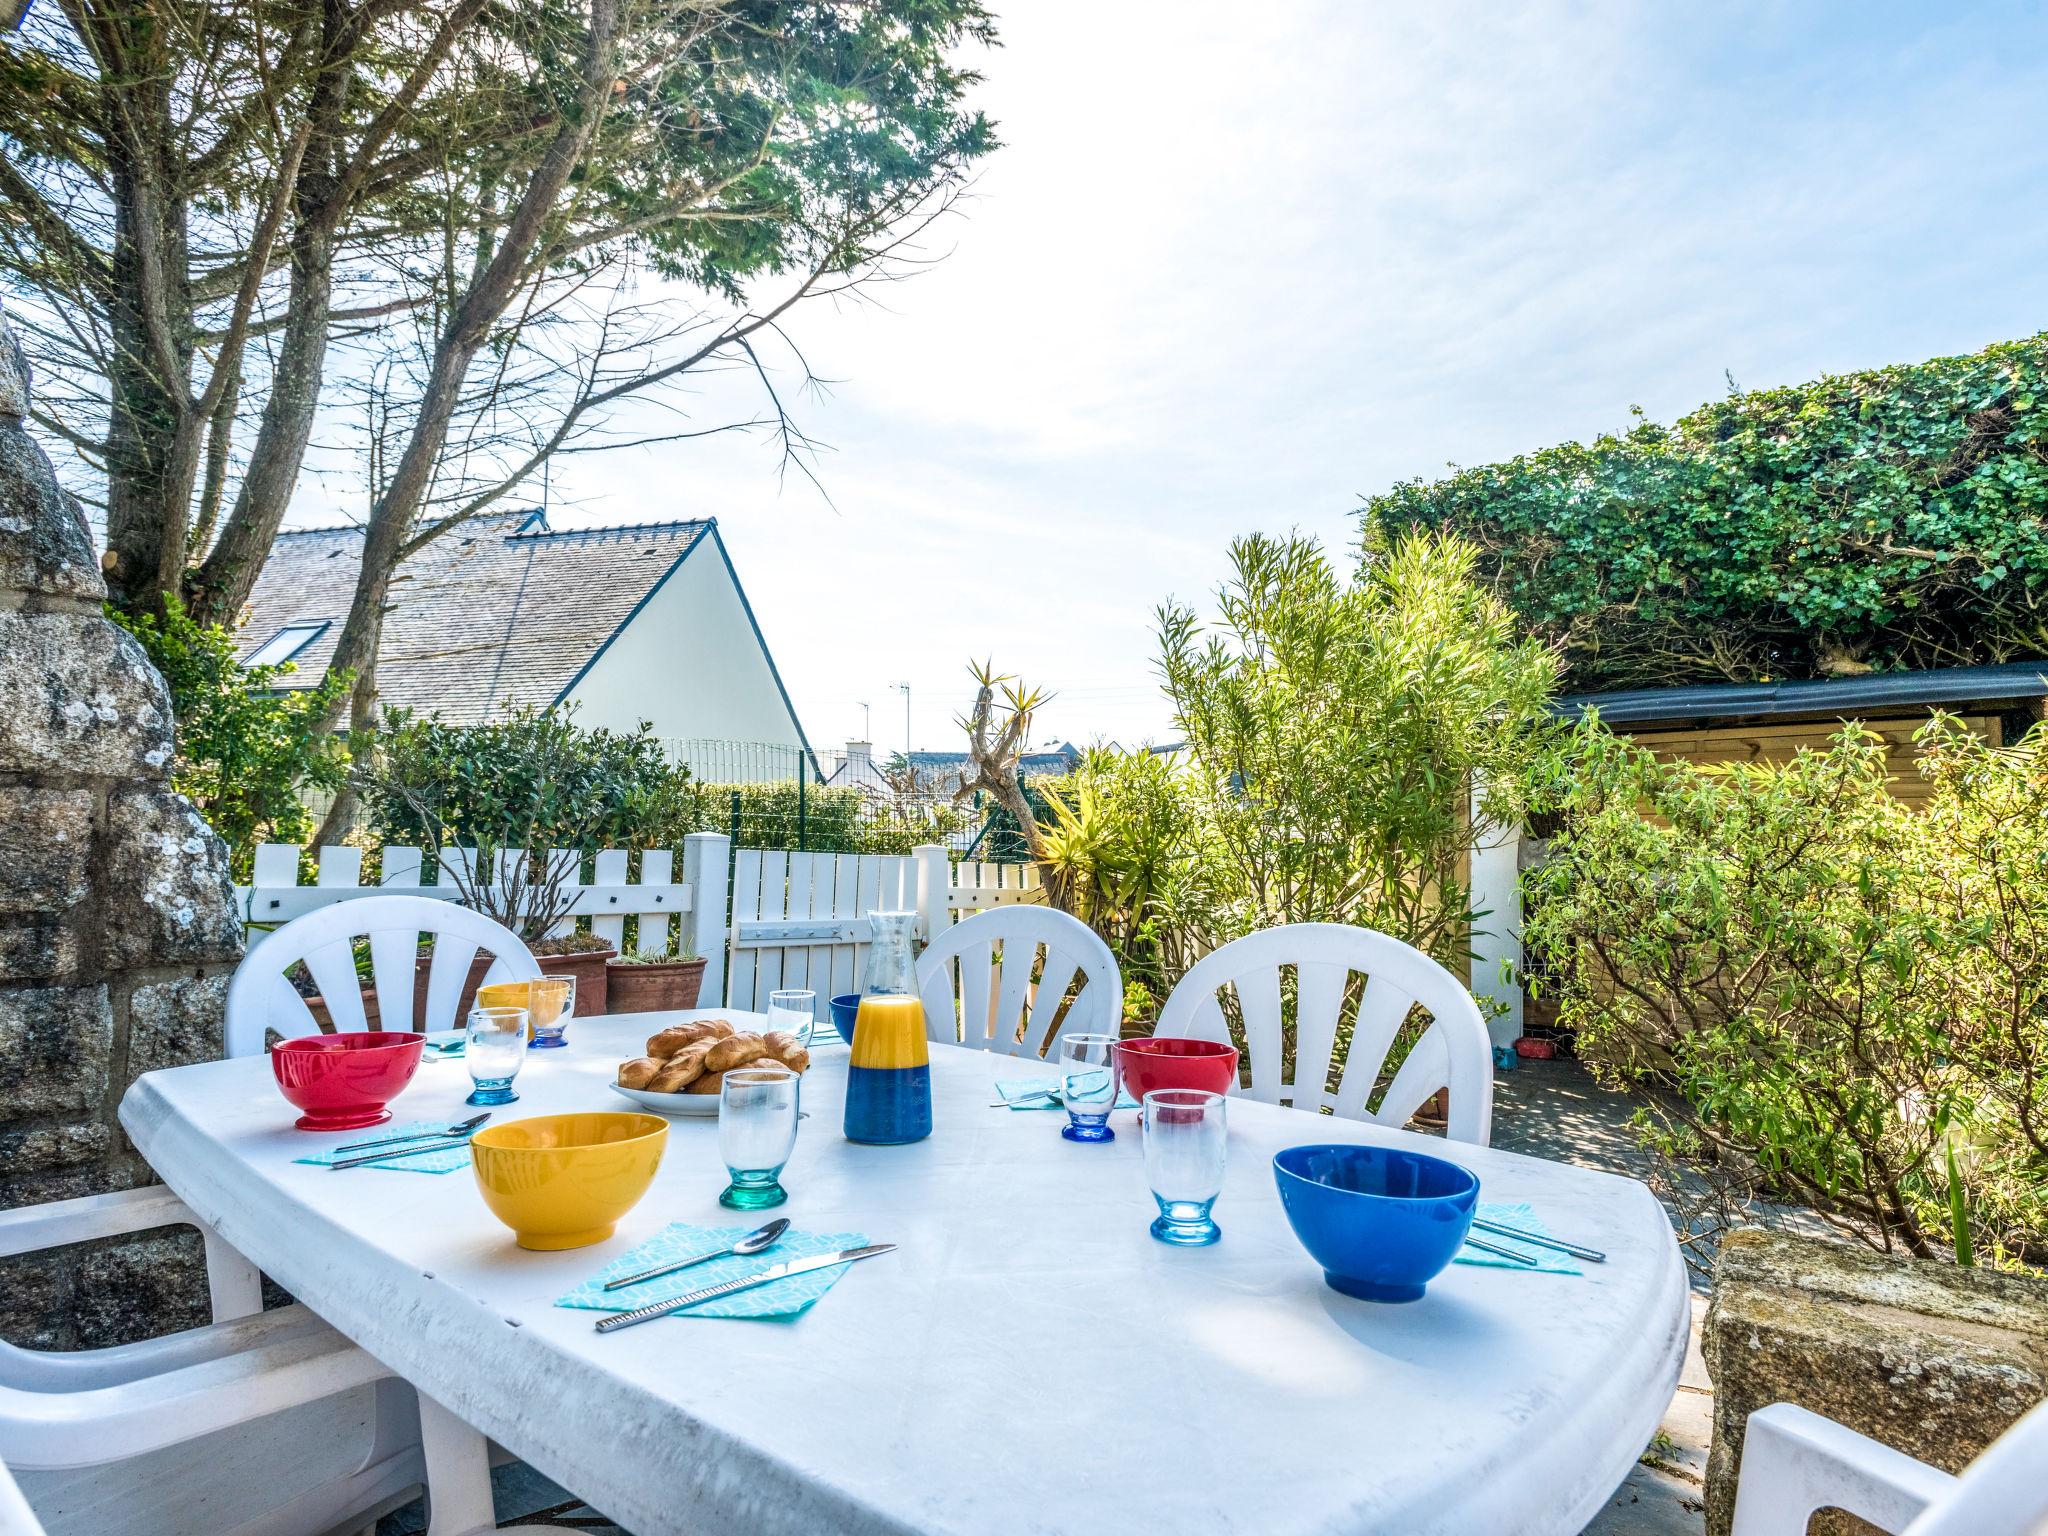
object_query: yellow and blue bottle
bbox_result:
[844,911,932,1145]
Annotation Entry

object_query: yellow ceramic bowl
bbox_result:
[469,1112,667,1251]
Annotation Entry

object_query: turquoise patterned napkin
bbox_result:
[994,1076,1140,1111]
[1454,1201,1582,1274]
[557,1223,871,1320]
[292,1120,475,1174]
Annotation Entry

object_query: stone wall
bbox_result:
[0,309,244,1347]
[1703,1227,2048,1536]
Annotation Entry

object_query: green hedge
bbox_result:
[1366,334,2048,691]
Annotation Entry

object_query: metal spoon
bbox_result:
[602,1217,791,1292]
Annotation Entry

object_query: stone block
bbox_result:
[0,1122,110,1180]
[0,985,111,1117]
[102,790,242,969]
[0,311,25,421]
[126,972,230,1077]
[0,1250,72,1351]
[0,917,79,981]
[0,426,106,600]
[1703,1228,2048,1536]
[0,611,173,777]
[74,1228,212,1346]
[0,786,92,914]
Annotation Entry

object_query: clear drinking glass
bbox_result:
[465,1006,528,1105]
[767,988,816,1050]
[719,1066,800,1209]
[526,976,576,1049]
[1141,1089,1226,1245]
[1059,1032,1121,1143]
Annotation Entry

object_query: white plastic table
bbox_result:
[121,1013,1688,1536]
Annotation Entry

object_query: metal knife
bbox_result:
[593,1244,896,1334]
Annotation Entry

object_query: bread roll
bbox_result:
[616,1056,662,1089]
[761,1032,810,1073]
[685,1068,725,1095]
[649,1040,713,1092]
[646,1018,732,1058]
[704,1033,769,1073]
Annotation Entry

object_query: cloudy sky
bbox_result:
[397,2,2048,754]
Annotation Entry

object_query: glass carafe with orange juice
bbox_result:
[843,911,932,1144]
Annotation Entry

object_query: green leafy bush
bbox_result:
[1368,334,2048,691]
[363,707,695,854]
[1526,716,2048,1270]
[1037,747,1225,997]
[111,595,349,874]
[1158,528,1559,969]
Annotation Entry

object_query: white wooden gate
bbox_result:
[725,845,1046,1019]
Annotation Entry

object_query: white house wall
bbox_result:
[562,534,806,750]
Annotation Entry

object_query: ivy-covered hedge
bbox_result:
[1366,334,2048,691]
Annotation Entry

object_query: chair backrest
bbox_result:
[916,907,1123,1058]
[225,894,541,1057]
[1155,922,1494,1145]
[1904,1398,2048,1536]
[0,1456,46,1536]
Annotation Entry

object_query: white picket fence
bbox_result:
[724,851,1046,1018]
[233,838,1045,1018]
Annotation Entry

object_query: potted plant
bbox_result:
[606,947,706,1014]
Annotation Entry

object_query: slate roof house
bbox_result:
[238,511,813,759]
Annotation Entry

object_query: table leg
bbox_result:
[417,1393,570,1536]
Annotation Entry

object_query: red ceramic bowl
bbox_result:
[1114,1036,1240,1101]
[271,1030,426,1131]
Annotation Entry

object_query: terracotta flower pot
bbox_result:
[306,989,382,1031]
[538,947,615,1015]
[416,951,495,1031]
[605,956,707,1015]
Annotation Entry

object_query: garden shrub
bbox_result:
[112,595,349,876]
[1368,334,2048,691]
[363,707,697,853]
[1037,747,1225,1000]
[1158,527,1559,970]
[1526,715,2048,1270]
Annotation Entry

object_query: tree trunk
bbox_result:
[185,14,358,626]
[99,15,197,613]
[318,0,625,726]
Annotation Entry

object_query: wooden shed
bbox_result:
[1554,661,2048,806]
[1471,662,2048,1047]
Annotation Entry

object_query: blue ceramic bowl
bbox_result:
[829,993,861,1046]
[1272,1143,1479,1303]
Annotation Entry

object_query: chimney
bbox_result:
[845,738,873,772]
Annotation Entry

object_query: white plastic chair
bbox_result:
[1155,922,1494,1145]
[916,907,1123,1058]
[226,894,541,1057]
[1731,1397,2048,1536]
[0,1184,423,1536]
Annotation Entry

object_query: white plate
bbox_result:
[610,1082,720,1117]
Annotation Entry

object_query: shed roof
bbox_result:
[1556,661,2048,728]
[237,511,710,725]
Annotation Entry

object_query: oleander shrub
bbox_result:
[1369,334,2048,691]
[1526,715,2048,1270]
[1158,527,1560,969]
